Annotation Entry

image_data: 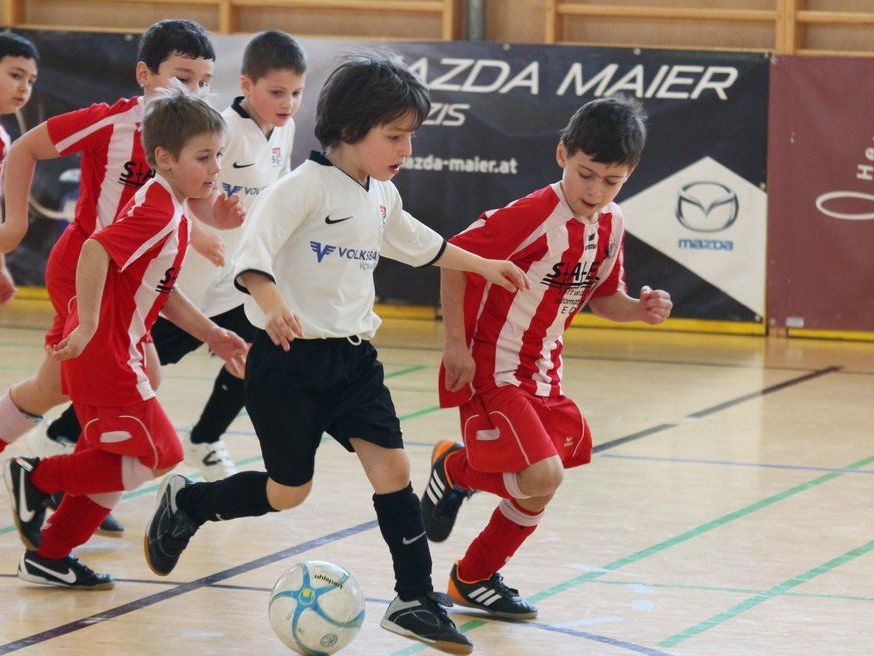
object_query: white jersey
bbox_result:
[177,97,295,317]
[234,151,446,340]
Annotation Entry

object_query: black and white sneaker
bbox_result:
[421,441,473,542]
[46,492,125,537]
[144,474,199,576]
[381,591,473,655]
[18,550,114,590]
[448,563,538,619]
[4,457,50,550]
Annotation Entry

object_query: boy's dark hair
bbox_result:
[242,30,306,81]
[142,88,225,168]
[138,19,215,73]
[315,52,430,148]
[0,32,39,64]
[560,96,647,168]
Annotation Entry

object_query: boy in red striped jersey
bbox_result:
[423,97,673,618]
[6,89,247,589]
[0,22,230,536]
[0,32,39,305]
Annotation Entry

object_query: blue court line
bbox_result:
[0,520,378,655]
[601,453,874,475]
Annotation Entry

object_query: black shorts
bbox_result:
[244,331,403,487]
[152,305,257,365]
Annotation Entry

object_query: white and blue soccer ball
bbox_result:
[268,560,365,655]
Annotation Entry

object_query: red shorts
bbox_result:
[44,226,86,347]
[459,385,592,474]
[75,398,183,470]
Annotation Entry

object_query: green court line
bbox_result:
[390,452,874,656]
[591,578,874,605]
[658,538,874,647]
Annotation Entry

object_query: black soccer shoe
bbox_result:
[18,550,114,590]
[381,591,473,655]
[4,457,50,550]
[144,474,199,576]
[448,563,538,619]
[421,441,473,542]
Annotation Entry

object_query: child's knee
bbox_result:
[267,479,310,510]
[517,458,564,497]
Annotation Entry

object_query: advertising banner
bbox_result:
[767,56,874,331]
[5,31,768,321]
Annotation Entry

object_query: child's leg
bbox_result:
[353,439,433,600]
[0,356,65,450]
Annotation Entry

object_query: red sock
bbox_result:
[445,449,511,498]
[38,495,111,559]
[32,449,124,496]
[456,499,543,582]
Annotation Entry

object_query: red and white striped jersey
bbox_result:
[47,96,150,236]
[440,183,626,404]
[61,175,188,407]
[0,124,10,178]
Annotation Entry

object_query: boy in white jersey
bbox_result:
[144,53,530,655]
[0,20,221,542]
[44,31,307,483]
[0,33,39,305]
[5,90,247,589]
[421,97,673,619]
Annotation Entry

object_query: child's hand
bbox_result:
[443,341,475,392]
[638,285,672,324]
[264,305,303,352]
[482,260,531,292]
[50,325,95,361]
[212,193,245,230]
[206,328,249,377]
[192,225,225,267]
[0,265,17,305]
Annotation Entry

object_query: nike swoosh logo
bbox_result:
[325,215,353,225]
[232,162,255,169]
[27,559,77,584]
[18,469,35,523]
[475,428,501,441]
[402,531,426,545]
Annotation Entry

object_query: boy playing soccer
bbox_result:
[0,20,222,540]
[43,30,307,481]
[422,97,673,618]
[0,32,39,305]
[5,89,247,589]
[144,53,530,655]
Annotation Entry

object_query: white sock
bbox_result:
[0,390,41,444]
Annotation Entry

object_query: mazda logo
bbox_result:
[815,191,874,221]
[676,181,739,232]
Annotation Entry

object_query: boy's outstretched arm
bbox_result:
[435,243,530,293]
[588,286,672,325]
[189,217,225,267]
[188,191,245,231]
[237,272,303,352]
[0,123,61,253]
[160,288,249,377]
[51,238,110,360]
[441,268,475,392]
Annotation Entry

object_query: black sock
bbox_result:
[177,471,276,525]
[46,404,82,444]
[373,484,433,600]
[190,367,245,445]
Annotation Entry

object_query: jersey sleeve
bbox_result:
[449,193,550,260]
[233,171,314,292]
[90,186,176,271]
[46,102,114,156]
[380,185,446,267]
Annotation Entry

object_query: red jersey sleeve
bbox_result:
[46,101,116,157]
[90,184,177,271]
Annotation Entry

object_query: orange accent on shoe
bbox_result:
[431,440,461,488]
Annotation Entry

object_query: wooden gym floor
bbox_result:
[0,299,872,655]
